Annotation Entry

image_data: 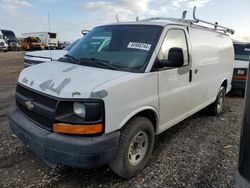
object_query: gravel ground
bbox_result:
[0,52,244,187]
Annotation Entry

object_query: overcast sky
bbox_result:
[0,0,249,42]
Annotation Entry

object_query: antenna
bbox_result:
[48,11,52,59]
[116,14,119,23]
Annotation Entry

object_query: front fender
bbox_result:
[117,106,160,134]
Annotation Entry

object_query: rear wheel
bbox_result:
[109,117,155,178]
[209,86,226,115]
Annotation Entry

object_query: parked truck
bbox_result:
[22,32,58,49]
[0,29,18,51]
[0,31,8,52]
[9,7,234,178]
[20,37,43,51]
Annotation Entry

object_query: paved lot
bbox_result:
[0,51,244,187]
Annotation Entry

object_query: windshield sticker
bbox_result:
[245,48,250,52]
[127,42,151,51]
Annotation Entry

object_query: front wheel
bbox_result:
[209,86,226,115]
[109,117,155,178]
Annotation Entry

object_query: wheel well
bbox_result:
[222,80,228,91]
[134,110,157,132]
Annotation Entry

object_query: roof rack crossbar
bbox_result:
[192,6,234,34]
[139,17,195,24]
[137,7,234,35]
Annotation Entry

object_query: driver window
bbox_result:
[159,29,189,66]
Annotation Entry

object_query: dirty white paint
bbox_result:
[17,21,234,135]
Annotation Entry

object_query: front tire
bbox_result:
[109,117,155,179]
[209,86,226,115]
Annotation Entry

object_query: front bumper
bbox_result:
[0,46,8,51]
[9,108,120,168]
[232,80,246,90]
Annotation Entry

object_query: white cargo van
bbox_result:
[23,39,80,67]
[9,8,234,178]
[232,42,250,96]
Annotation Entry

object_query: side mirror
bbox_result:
[159,47,184,68]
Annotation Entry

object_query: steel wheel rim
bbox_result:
[217,91,224,111]
[128,131,149,166]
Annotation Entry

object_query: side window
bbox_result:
[159,29,189,66]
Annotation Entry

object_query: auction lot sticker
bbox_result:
[127,42,151,51]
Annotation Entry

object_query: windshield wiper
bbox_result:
[60,54,79,64]
[79,58,117,70]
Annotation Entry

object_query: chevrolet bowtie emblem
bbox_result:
[25,100,34,110]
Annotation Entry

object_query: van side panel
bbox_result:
[188,27,234,115]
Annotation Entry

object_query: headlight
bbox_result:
[73,102,86,118]
[54,100,104,135]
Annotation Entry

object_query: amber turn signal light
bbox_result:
[233,75,247,81]
[53,123,103,135]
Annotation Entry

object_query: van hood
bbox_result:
[26,50,68,60]
[18,61,130,98]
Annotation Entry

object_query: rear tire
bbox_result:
[209,86,226,115]
[109,117,155,179]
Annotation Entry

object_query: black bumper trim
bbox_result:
[9,108,120,168]
[232,80,246,90]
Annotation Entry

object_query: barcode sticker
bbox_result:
[127,42,151,51]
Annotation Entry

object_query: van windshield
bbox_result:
[67,25,162,72]
[234,44,250,61]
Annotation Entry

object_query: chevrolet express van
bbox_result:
[232,42,250,96]
[9,10,234,178]
[24,39,80,67]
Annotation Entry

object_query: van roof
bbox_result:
[105,20,175,27]
[102,20,231,36]
[102,7,234,35]
[104,19,195,28]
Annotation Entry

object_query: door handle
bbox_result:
[189,69,192,82]
[194,69,198,74]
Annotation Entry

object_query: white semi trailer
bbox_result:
[22,32,58,49]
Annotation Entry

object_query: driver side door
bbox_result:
[158,26,193,132]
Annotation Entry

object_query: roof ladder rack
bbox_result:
[192,6,234,34]
[137,6,234,35]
